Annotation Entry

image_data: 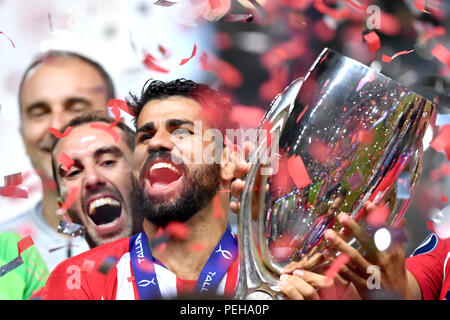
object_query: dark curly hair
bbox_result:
[126,78,233,134]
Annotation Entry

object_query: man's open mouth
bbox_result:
[147,160,183,190]
[87,196,122,226]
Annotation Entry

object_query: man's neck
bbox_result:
[41,181,61,231]
[144,202,228,281]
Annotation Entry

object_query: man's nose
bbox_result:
[49,108,71,131]
[84,165,106,191]
[147,131,174,153]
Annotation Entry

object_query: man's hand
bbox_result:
[322,202,417,299]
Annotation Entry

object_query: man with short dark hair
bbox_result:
[40,78,239,299]
[1,50,116,271]
[40,78,335,300]
[50,112,141,248]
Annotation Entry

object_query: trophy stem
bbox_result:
[235,164,281,300]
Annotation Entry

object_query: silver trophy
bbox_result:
[235,48,435,300]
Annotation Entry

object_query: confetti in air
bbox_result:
[324,253,350,281]
[363,31,381,52]
[0,236,34,278]
[179,44,198,65]
[0,31,15,48]
[57,152,75,171]
[381,49,415,63]
[0,172,28,198]
[431,44,450,68]
[48,126,72,139]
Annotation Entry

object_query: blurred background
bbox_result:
[0,0,449,255]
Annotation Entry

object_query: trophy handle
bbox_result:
[235,78,305,300]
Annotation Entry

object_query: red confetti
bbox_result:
[89,123,120,142]
[164,222,190,240]
[430,163,450,181]
[296,106,308,124]
[190,242,206,252]
[156,242,167,252]
[442,194,448,202]
[209,0,221,10]
[313,0,350,21]
[158,44,168,57]
[308,137,330,164]
[0,31,15,48]
[143,53,169,73]
[59,186,79,212]
[0,186,28,198]
[48,126,72,139]
[57,152,75,171]
[259,65,289,102]
[214,32,232,50]
[324,253,350,281]
[107,99,133,115]
[200,52,243,88]
[414,0,430,13]
[357,130,374,144]
[180,44,198,66]
[366,203,390,227]
[381,49,415,63]
[287,155,311,189]
[421,26,446,44]
[269,234,296,260]
[430,125,450,160]
[4,172,23,186]
[0,173,28,198]
[343,0,366,12]
[363,31,381,52]
[213,195,226,219]
[17,235,34,256]
[109,106,121,128]
[80,259,95,273]
[230,105,265,128]
[431,44,450,68]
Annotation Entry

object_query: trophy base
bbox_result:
[245,290,274,300]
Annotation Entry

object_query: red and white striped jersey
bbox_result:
[40,236,239,300]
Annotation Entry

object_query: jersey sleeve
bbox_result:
[0,232,49,300]
[21,239,50,299]
[405,233,444,300]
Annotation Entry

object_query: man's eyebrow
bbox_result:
[136,122,155,134]
[94,146,124,158]
[64,97,93,107]
[166,119,194,127]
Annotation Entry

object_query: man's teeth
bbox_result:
[89,197,120,215]
[150,162,179,175]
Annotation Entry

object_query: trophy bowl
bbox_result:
[235,48,435,300]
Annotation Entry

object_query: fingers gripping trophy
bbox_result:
[235,48,435,300]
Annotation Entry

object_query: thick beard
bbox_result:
[136,163,221,227]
